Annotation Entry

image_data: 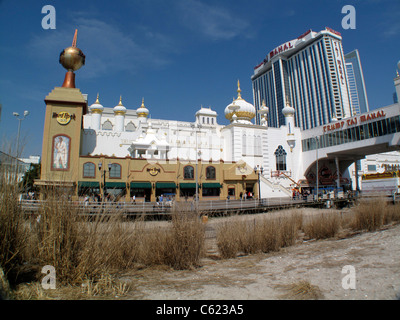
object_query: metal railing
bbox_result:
[18,195,334,216]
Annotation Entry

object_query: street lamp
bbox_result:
[98,161,112,201]
[13,110,29,158]
[191,122,202,212]
[13,110,29,180]
[254,165,264,205]
[314,136,320,201]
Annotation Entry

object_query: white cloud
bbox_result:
[27,16,174,79]
[176,0,250,41]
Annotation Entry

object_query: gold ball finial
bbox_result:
[59,29,85,72]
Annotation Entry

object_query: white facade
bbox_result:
[80,65,400,198]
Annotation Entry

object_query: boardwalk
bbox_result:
[19,194,357,219]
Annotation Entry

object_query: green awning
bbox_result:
[179,183,197,189]
[156,182,176,189]
[78,181,100,188]
[202,183,222,188]
[130,182,152,189]
[105,182,126,189]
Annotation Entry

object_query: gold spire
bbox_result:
[141,97,145,107]
[118,96,123,106]
[95,93,100,104]
[397,69,400,78]
[237,79,242,99]
[72,29,78,48]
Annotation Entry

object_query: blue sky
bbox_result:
[0,0,399,158]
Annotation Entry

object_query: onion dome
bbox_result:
[282,101,295,117]
[196,106,217,117]
[89,93,104,114]
[137,98,149,118]
[113,96,126,115]
[224,80,256,123]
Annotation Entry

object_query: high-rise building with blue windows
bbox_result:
[344,49,369,115]
[252,28,353,130]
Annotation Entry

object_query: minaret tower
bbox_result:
[37,30,87,197]
[114,96,127,132]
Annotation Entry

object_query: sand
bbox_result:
[123,210,400,300]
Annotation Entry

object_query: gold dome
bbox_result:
[225,80,256,122]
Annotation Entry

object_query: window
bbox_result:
[275,145,287,171]
[102,120,112,130]
[367,165,376,172]
[125,122,136,132]
[184,165,194,179]
[83,162,96,178]
[109,163,121,178]
[206,166,216,180]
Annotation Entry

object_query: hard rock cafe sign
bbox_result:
[147,167,160,176]
[53,111,75,125]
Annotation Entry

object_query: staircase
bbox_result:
[260,175,292,197]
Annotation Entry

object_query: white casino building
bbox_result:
[36,29,400,201]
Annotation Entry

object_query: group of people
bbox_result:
[238,191,253,200]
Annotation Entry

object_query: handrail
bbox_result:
[18,194,355,215]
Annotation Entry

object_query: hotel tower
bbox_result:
[252,27,353,130]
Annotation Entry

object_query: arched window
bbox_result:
[83,162,96,178]
[206,166,216,180]
[125,121,136,132]
[102,120,113,130]
[275,145,287,171]
[109,163,121,178]
[184,165,194,179]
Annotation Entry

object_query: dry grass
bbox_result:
[277,280,324,300]
[216,213,301,259]
[303,211,340,240]
[351,199,400,232]
[0,169,28,285]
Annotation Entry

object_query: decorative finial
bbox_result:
[237,79,242,99]
[72,29,78,47]
[397,69,400,78]
[59,29,85,88]
[141,97,145,107]
[95,93,100,104]
[118,96,123,106]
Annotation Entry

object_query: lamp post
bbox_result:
[314,136,320,201]
[191,123,202,212]
[254,165,264,205]
[98,161,112,202]
[13,111,29,179]
[13,111,29,157]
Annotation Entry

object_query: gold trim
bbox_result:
[114,110,126,116]
[226,111,255,120]
[91,109,103,114]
